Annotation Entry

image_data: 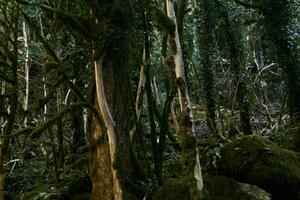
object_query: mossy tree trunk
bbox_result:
[262,0,300,127]
[201,0,218,135]
[89,1,142,199]
[56,87,65,181]
[166,0,204,192]
[217,1,252,135]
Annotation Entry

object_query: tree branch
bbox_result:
[17,103,105,139]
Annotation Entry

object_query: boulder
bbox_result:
[153,175,271,200]
[218,135,300,199]
[204,175,271,200]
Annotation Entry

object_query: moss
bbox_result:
[193,111,207,120]
[151,6,175,36]
[21,184,52,200]
[169,38,177,54]
[177,113,198,173]
[153,175,271,200]
[218,135,300,199]
[153,178,190,200]
[203,175,271,200]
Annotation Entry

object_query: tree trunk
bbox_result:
[130,48,146,139]
[166,0,203,191]
[217,1,253,135]
[91,54,141,199]
[89,2,143,198]
[262,0,300,125]
[94,58,122,199]
[201,1,217,135]
[56,87,64,180]
[22,21,30,127]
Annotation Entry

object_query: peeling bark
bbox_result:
[94,58,122,200]
[22,21,29,127]
[166,0,203,191]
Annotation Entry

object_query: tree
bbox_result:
[166,0,203,192]
[0,1,19,199]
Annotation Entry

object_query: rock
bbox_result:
[204,175,271,200]
[239,183,271,200]
[152,178,191,200]
[152,175,271,200]
[218,135,300,200]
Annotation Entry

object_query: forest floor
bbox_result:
[4,111,300,200]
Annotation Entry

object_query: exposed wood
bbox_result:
[130,48,146,139]
[166,0,203,191]
[22,21,29,127]
[94,57,122,200]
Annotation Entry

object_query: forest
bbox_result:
[0,0,300,199]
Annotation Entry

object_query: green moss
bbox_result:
[153,175,271,200]
[177,113,198,173]
[203,175,271,200]
[151,6,175,36]
[153,178,191,200]
[218,135,300,199]
[193,111,207,120]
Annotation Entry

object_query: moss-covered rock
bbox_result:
[152,175,271,200]
[218,135,300,200]
[204,175,271,200]
[152,178,191,200]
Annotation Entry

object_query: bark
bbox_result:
[166,0,203,191]
[22,21,30,127]
[88,3,134,198]
[145,61,161,185]
[91,54,141,199]
[218,2,253,135]
[170,101,179,133]
[262,0,300,125]
[201,2,217,135]
[130,48,146,139]
[94,58,122,200]
[135,61,146,123]
[89,3,144,196]
[56,87,64,180]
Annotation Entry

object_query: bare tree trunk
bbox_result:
[22,21,30,127]
[130,48,146,139]
[136,50,146,121]
[166,0,203,191]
